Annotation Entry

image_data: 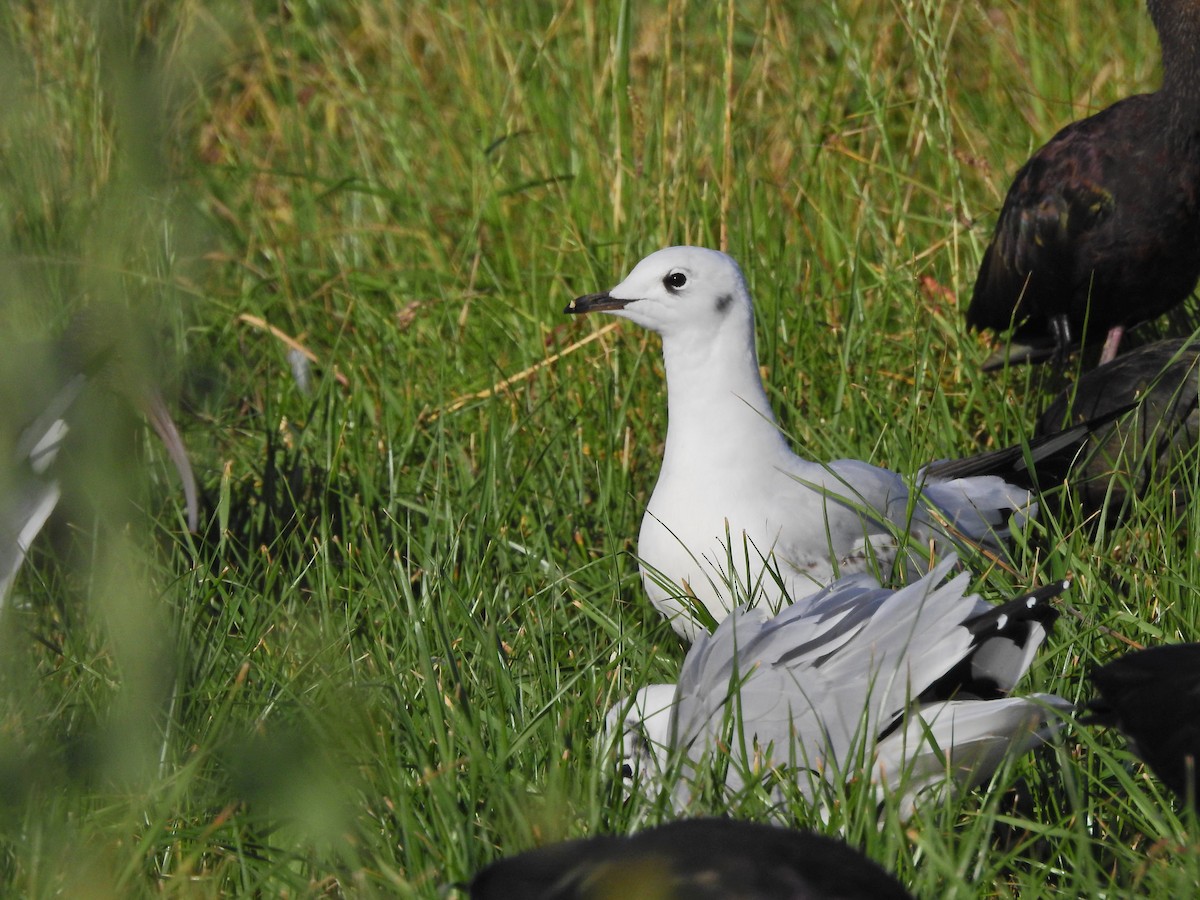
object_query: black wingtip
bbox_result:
[963,578,1067,638]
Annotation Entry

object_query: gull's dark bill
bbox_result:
[564,291,630,315]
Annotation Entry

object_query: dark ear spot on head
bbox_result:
[715,293,733,314]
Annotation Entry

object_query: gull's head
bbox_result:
[565,246,753,339]
[601,684,676,797]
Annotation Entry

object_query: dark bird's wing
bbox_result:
[968,90,1200,365]
[923,339,1200,515]
[967,106,1124,353]
[1085,643,1200,808]
[1035,339,1200,511]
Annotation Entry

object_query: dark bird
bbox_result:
[966,0,1200,368]
[923,339,1200,517]
[1084,643,1200,808]
[1034,338,1199,510]
[0,308,198,607]
[469,818,913,900]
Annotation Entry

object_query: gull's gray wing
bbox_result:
[670,557,978,789]
[824,458,1031,552]
[659,554,1067,812]
[874,694,1071,817]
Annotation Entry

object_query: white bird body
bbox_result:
[604,555,1068,818]
[568,246,1031,639]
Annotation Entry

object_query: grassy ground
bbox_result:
[1,0,1198,896]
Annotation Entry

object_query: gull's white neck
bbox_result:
[658,311,791,471]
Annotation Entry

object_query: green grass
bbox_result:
[0,0,1198,895]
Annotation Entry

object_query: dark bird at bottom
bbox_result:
[1084,643,1200,809]
[966,0,1200,368]
[469,818,913,900]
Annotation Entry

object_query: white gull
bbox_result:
[567,246,1032,639]
[603,554,1069,818]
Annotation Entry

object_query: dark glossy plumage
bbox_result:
[923,339,1200,516]
[1085,643,1200,808]
[967,0,1200,366]
[1034,338,1199,510]
[470,819,913,900]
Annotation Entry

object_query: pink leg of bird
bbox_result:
[1099,325,1125,365]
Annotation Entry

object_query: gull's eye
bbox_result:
[664,271,687,290]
